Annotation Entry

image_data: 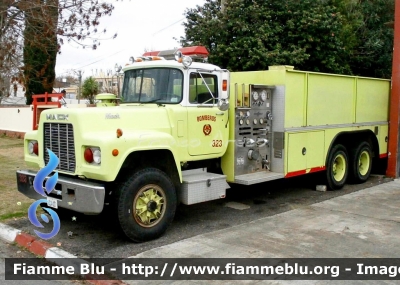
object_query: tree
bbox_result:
[1,0,115,104]
[181,0,350,74]
[23,0,58,104]
[82,76,99,104]
[0,1,22,76]
[181,0,393,78]
[53,75,77,92]
[331,0,394,78]
[0,1,23,102]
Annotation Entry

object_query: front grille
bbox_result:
[43,123,76,172]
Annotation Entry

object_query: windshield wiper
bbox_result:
[146,98,164,103]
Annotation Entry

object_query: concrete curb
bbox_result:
[0,222,126,285]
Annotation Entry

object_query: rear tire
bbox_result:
[326,144,349,190]
[351,142,372,183]
[116,168,177,242]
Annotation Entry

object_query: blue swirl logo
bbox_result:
[28,149,61,239]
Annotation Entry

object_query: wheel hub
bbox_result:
[358,150,370,176]
[333,154,346,181]
[133,185,165,227]
[147,200,158,212]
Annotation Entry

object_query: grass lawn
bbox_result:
[0,136,33,221]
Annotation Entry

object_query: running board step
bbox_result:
[234,171,284,185]
[180,168,229,205]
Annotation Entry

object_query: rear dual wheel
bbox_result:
[326,144,349,190]
[326,142,373,190]
[350,142,372,183]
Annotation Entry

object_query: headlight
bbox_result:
[182,56,193,68]
[93,149,101,164]
[28,141,38,155]
[84,147,101,165]
[174,50,183,62]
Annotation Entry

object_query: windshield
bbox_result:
[121,68,183,104]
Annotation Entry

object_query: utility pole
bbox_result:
[71,69,83,103]
[387,0,400,178]
[77,70,82,104]
[114,63,122,97]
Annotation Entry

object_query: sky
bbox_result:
[55,0,206,79]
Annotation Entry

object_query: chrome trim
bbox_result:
[44,123,76,173]
[16,170,105,214]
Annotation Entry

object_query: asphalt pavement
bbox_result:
[125,178,400,284]
[133,178,400,259]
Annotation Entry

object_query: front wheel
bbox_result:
[117,168,177,242]
[326,144,349,190]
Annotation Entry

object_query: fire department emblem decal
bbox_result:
[203,124,212,136]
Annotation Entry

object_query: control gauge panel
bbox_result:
[260,89,271,101]
[235,84,275,176]
[252,91,259,101]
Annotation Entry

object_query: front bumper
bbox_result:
[16,170,105,214]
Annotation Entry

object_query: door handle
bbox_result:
[216,112,225,115]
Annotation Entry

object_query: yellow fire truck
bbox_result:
[16,46,390,242]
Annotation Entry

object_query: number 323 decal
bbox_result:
[212,140,223,147]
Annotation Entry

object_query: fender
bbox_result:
[77,130,182,182]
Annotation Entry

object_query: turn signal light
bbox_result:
[117,128,123,138]
[222,80,228,91]
[112,149,119,156]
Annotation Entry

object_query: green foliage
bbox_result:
[332,0,394,78]
[181,0,394,78]
[82,77,99,104]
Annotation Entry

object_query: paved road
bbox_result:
[5,173,390,258]
[123,178,400,285]
[0,238,84,285]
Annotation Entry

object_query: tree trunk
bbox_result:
[23,0,59,105]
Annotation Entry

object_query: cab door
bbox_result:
[187,71,228,156]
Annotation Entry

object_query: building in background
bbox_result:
[92,69,121,95]
[53,85,79,99]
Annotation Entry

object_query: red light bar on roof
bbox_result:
[142,51,160,56]
[142,46,209,60]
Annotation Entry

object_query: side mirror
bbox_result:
[218,98,229,111]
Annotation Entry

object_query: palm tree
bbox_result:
[82,77,99,104]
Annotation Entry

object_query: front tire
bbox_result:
[326,144,349,190]
[351,142,372,183]
[117,168,177,242]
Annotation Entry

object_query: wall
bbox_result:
[0,103,87,138]
[0,106,32,137]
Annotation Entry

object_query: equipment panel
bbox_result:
[234,85,274,176]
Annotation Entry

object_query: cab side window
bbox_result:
[189,73,218,104]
